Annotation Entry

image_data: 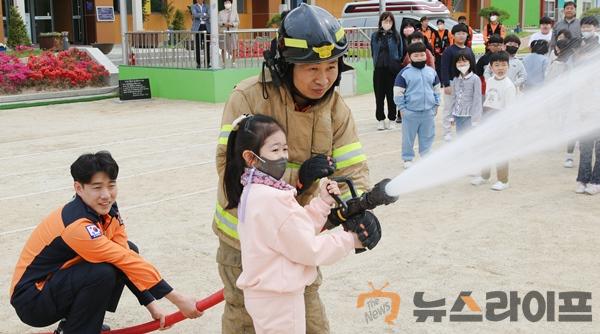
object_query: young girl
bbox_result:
[224,114,363,334]
[450,50,482,134]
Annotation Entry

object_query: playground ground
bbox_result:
[0,95,598,333]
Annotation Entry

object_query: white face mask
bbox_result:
[403,27,415,36]
[457,64,470,74]
[382,22,393,31]
[582,31,595,39]
[224,2,232,9]
[490,15,498,22]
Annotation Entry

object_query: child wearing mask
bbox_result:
[471,51,517,191]
[484,34,527,91]
[440,23,476,142]
[450,51,482,134]
[401,31,435,69]
[225,114,370,334]
[546,38,577,168]
[394,43,441,169]
[574,16,600,195]
[523,40,549,90]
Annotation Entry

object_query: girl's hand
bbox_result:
[146,301,172,330]
[319,178,340,206]
[444,86,452,95]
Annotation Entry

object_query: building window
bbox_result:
[544,0,556,20]
[237,0,245,14]
[291,0,307,9]
[452,0,465,12]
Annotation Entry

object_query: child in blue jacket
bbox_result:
[394,42,441,169]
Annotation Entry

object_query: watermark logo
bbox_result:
[356,282,401,326]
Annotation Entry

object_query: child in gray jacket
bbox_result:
[450,50,482,134]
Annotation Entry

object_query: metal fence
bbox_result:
[125,27,379,70]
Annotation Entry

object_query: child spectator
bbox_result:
[225,115,374,334]
[394,43,441,169]
[574,16,600,195]
[471,51,517,191]
[450,51,482,134]
[419,16,434,48]
[401,32,435,69]
[457,15,475,48]
[475,34,504,97]
[529,16,554,47]
[440,23,476,142]
[523,40,549,90]
[546,38,578,168]
[484,34,527,91]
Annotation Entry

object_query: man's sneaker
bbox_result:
[387,121,396,130]
[54,320,110,334]
[491,181,509,191]
[575,182,587,194]
[403,160,413,169]
[563,159,574,168]
[377,120,385,130]
[443,133,453,142]
[470,176,488,186]
[395,117,402,124]
[584,183,600,195]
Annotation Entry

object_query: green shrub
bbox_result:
[7,5,31,48]
[172,9,185,31]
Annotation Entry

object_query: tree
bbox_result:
[582,7,600,18]
[172,9,185,31]
[7,5,31,48]
[479,6,510,23]
[161,0,175,29]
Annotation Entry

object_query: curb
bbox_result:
[0,92,118,110]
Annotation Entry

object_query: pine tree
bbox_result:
[172,9,185,31]
[7,5,31,48]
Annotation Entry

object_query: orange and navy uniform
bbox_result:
[10,195,172,306]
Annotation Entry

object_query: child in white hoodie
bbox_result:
[223,114,373,334]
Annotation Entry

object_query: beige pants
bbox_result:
[217,239,330,334]
[482,162,509,183]
[245,292,305,334]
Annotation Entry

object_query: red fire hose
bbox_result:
[41,289,224,334]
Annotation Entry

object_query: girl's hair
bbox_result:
[377,12,401,43]
[530,39,549,55]
[557,29,572,40]
[223,114,284,209]
[451,50,475,78]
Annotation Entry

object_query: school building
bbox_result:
[2,0,598,45]
[0,0,352,44]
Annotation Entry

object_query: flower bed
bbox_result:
[0,48,109,95]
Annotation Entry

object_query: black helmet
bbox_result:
[277,4,348,63]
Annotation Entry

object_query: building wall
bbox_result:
[0,2,4,43]
[489,0,541,26]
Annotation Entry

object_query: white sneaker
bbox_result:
[443,133,453,142]
[403,161,413,169]
[387,121,396,130]
[377,121,385,130]
[470,176,488,186]
[584,183,600,195]
[575,182,587,194]
[563,159,574,168]
[491,181,509,191]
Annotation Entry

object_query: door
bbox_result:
[72,0,85,43]
[83,0,96,43]
[252,0,269,28]
[28,0,55,43]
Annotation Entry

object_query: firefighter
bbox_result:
[10,151,202,334]
[213,4,380,333]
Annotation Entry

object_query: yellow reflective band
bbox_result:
[313,44,334,59]
[287,162,301,169]
[335,27,345,42]
[215,203,239,239]
[333,142,367,169]
[336,154,367,169]
[284,38,308,49]
[218,124,233,145]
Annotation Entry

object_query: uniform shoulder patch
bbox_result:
[85,224,103,239]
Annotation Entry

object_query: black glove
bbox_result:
[297,154,335,194]
[325,208,346,230]
[342,211,382,251]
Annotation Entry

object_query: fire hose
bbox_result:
[41,289,224,334]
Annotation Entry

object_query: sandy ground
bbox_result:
[0,95,598,334]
